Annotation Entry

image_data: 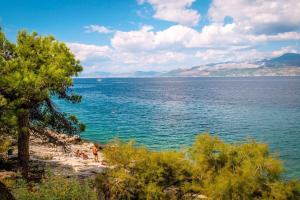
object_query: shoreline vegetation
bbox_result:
[0,30,299,199]
[1,133,300,199]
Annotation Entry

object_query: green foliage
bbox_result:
[95,134,300,200]
[0,29,85,176]
[96,140,193,199]
[189,134,286,199]
[0,29,84,136]
[0,137,12,153]
[12,175,97,200]
[0,31,18,135]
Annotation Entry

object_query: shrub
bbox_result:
[95,134,300,200]
[0,137,12,153]
[96,140,194,199]
[12,175,97,200]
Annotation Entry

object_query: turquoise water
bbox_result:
[54,77,300,178]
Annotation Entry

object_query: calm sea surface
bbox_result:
[54,77,300,178]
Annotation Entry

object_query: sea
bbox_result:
[54,77,300,178]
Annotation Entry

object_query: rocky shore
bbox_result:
[29,133,107,178]
[0,132,107,180]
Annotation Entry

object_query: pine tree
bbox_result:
[0,30,84,178]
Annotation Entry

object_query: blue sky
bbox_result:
[1,0,300,76]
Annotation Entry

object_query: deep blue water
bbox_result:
[54,77,300,178]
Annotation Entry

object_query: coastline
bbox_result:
[28,133,107,178]
[0,133,107,181]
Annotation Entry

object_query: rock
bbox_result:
[197,194,207,199]
[164,186,179,198]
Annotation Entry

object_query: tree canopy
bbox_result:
[0,29,84,177]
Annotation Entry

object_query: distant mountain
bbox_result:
[262,53,300,67]
[79,71,113,78]
[132,71,162,77]
[161,53,300,77]
[80,53,300,78]
[80,70,162,78]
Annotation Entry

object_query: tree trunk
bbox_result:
[17,109,30,178]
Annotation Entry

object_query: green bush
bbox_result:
[0,137,12,153]
[12,175,97,200]
[96,140,193,199]
[95,134,300,200]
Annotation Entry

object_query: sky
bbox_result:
[1,0,300,76]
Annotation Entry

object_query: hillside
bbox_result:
[161,53,300,77]
[262,53,300,67]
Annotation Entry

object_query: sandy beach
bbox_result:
[28,133,107,178]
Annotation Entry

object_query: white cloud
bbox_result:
[117,51,186,65]
[272,46,298,57]
[195,49,268,64]
[154,25,198,48]
[111,25,233,51]
[209,0,300,34]
[67,41,188,72]
[186,23,244,48]
[112,24,199,51]
[111,23,300,52]
[247,32,300,43]
[67,43,112,61]
[111,25,156,51]
[106,1,300,53]
[84,25,114,34]
[138,0,200,26]
[70,0,300,75]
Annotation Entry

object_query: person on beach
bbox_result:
[92,144,99,162]
[75,149,89,159]
[82,152,89,160]
[75,149,81,157]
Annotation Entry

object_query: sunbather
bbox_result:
[82,152,89,160]
[91,144,99,162]
[75,149,81,157]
